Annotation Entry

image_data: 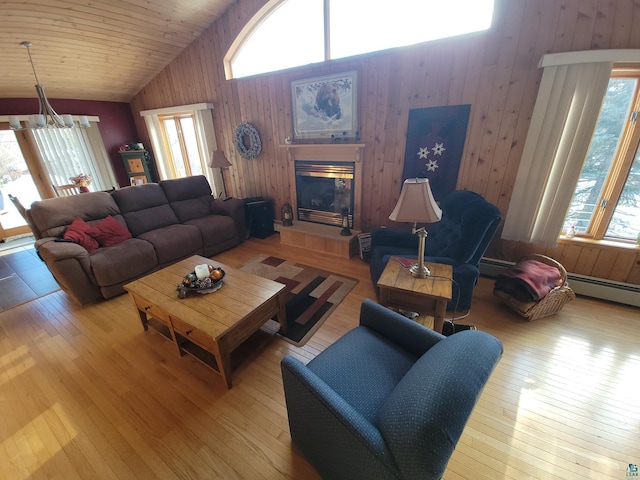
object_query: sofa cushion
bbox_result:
[138,224,203,265]
[170,197,214,223]
[64,217,99,253]
[160,175,212,201]
[90,238,158,287]
[160,176,214,223]
[89,215,132,247]
[111,184,178,237]
[184,215,238,247]
[123,205,179,237]
[29,192,121,239]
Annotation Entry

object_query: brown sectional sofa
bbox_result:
[27,175,246,305]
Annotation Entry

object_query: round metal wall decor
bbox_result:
[234,122,262,160]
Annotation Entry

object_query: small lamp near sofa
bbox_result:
[389,178,442,278]
[209,150,232,198]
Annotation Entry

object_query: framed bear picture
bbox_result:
[291,71,358,140]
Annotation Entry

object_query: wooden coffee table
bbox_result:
[123,255,287,389]
[377,257,452,333]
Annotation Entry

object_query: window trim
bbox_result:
[140,103,225,196]
[590,71,640,240]
[158,113,200,178]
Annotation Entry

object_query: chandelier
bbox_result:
[9,41,90,130]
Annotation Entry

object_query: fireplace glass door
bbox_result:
[295,161,355,227]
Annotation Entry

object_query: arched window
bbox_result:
[224,0,495,80]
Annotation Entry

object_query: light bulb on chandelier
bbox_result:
[9,41,90,130]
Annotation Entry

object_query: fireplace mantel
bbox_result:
[281,143,365,230]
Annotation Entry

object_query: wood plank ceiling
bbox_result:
[0,0,237,102]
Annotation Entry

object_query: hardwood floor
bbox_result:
[1,234,638,479]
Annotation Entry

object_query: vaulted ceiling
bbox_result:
[0,0,237,102]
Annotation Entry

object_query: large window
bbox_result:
[563,73,640,242]
[225,0,494,79]
[501,50,640,247]
[159,113,206,178]
[140,103,225,196]
[0,118,116,239]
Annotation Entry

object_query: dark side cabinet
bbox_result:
[245,198,275,239]
[119,150,153,185]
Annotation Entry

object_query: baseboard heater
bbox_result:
[479,257,640,308]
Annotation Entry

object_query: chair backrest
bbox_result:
[7,194,27,220]
[426,190,501,265]
[53,184,81,197]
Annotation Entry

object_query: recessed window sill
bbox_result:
[558,236,640,250]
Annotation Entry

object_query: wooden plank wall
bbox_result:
[129,0,640,286]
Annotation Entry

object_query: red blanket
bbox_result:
[494,259,563,302]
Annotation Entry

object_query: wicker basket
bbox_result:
[493,254,576,321]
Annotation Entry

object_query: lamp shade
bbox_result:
[389,178,442,224]
[209,150,231,169]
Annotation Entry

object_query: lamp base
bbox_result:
[409,263,431,278]
[409,225,430,278]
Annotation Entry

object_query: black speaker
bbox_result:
[245,198,275,239]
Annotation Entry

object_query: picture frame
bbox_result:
[291,70,358,140]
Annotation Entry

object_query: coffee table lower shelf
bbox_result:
[146,316,222,373]
[178,337,220,371]
[147,315,218,364]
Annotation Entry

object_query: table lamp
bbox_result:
[209,150,232,198]
[389,178,442,278]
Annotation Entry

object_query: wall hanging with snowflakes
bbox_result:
[401,104,471,202]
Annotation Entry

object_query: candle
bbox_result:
[194,264,210,280]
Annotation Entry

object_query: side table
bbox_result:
[377,257,453,333]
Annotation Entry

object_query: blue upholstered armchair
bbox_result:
[369,190,501,312]
[281,300,503,480]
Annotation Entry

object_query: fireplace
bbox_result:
[283,143,364,231]
[295,161,355,227]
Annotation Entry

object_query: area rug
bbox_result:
[240,255,357,346]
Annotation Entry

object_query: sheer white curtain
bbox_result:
[32,120,117,191]
[502,58,612,246]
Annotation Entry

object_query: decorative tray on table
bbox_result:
[176,264,225,299]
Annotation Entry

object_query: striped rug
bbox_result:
[240,255,357,346]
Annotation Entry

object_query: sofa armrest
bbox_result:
[281,356,399,479]
[359,299,443,357]
[211,197,247,240]
[36,238,102,304]
[36,237,91,263]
